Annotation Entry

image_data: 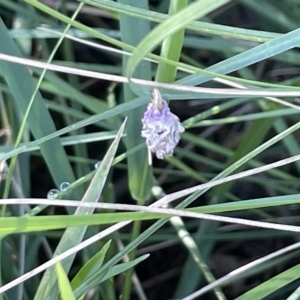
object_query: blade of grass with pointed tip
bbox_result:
[100,254,149,283]
[73,254,149,297]
[33,119,127,300]
[118,0,153,203]
[55,262,76,300]
[71,240,111,291]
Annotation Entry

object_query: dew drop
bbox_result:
[94,161,101,169]
[47,189,59,200]
[60,182,70,192]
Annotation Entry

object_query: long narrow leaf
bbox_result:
[55,262,76,300]
[33,119,127,300]
[118,0,153,203]
[0,18,75,187]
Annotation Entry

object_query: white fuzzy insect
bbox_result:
[141,89,185,165]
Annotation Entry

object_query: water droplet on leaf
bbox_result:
[60,182,70,192]
[47,189,59,199]
[94,161,101,169]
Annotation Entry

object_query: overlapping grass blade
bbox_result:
[1,193,300,234]
[0,97,148,162]
[126,0,230,80]
[71,240,111,291]
[235,263,300,300]
[155,0,188,83]
[118,0,153,202]
[81,0,283,43]
[0,19,75,188]
[33,119,127,300]
[55,262,76,300]
[73,254,149,298]
[177,28,300,87]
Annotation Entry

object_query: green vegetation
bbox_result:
[1,1,300,299]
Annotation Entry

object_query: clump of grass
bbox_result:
[1,1,300,299]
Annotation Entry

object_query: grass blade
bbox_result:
[33,119,127,300]
[0,19,76,188]
[235,263,300,300]
[177,28,300,87]
[71,240,111,291]
[126,0,230,80]
[118,0,153,202]
[155,0,188,83]
[55,262,76,300]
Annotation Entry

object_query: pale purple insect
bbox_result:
[141,89,184,165]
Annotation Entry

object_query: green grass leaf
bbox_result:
[126,0,230,79]
[73,254,150,297]
[118,0,153,203]
[0,19,76,188]
[235,263,300,300]
[33,119,127,300]
[155,0,188,83]
[71,240,111,291]
[55,262,76,300]
[0,97,147,162]
[177,28,300,87]
[1,193,300,234]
